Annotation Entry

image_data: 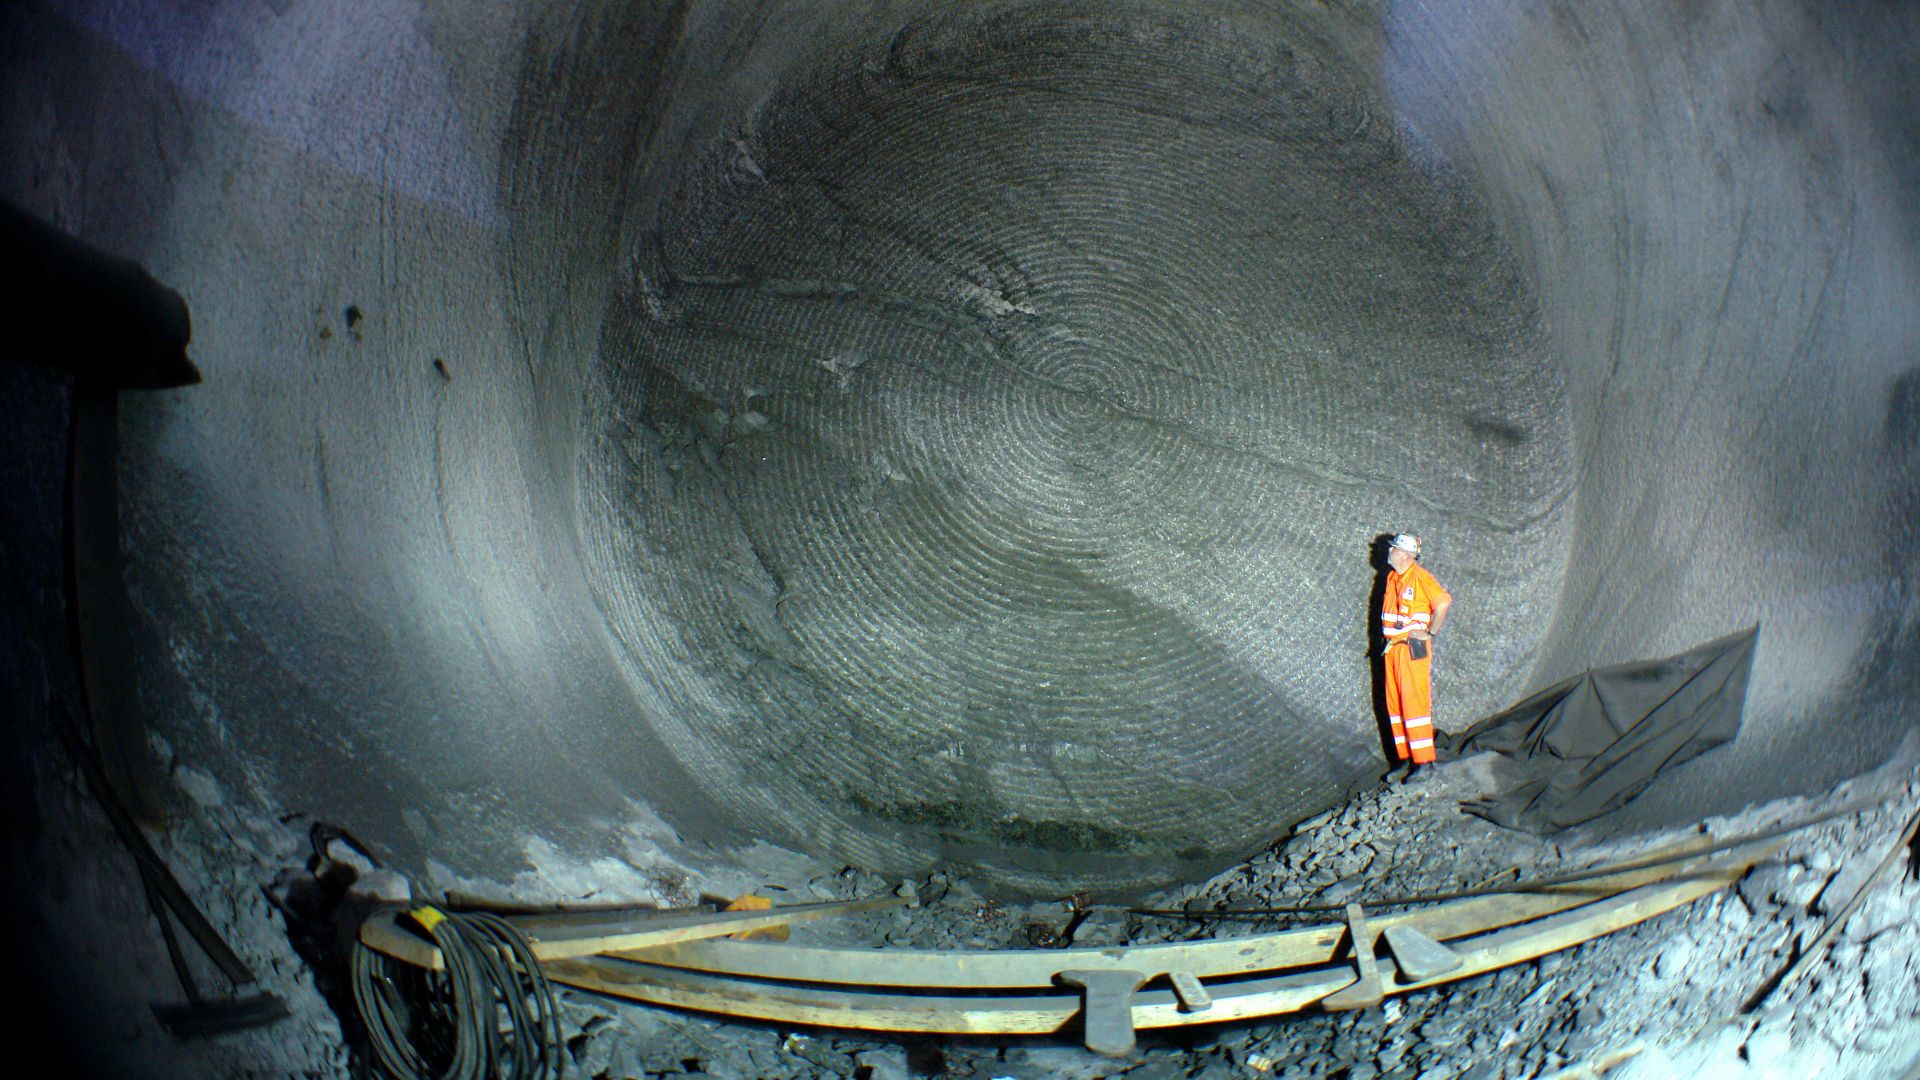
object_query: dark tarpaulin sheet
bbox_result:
[1441,626,1759,832]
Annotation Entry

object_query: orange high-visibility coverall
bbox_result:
[1381,562,1452,764]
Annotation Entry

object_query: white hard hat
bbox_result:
[1390,533,1422,555]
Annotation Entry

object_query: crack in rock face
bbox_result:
[578,5,1573,890]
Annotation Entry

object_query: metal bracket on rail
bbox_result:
[1319,902,1384,1010]
[1056,968,1151,1057]
[1167,969,1212,1011]
[1382,924,1463,982]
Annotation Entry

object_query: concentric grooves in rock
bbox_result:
[578,5,1573,889]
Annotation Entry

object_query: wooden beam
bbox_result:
[608,843,1773,988]
[534,845,1770,1037]
[357,895,909,971]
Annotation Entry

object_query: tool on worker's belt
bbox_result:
[49,697,290,1037]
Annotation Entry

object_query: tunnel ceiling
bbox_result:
[3,0,1916,894]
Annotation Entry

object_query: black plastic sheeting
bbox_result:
[1445,627,1760,833]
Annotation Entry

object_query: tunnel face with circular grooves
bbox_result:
[4,0,1914,896]
[577,6,1573,885]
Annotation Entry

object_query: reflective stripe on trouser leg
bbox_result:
[1388,715,1408,761]
[1405,716,1435,765]
[1386,644,1435,764]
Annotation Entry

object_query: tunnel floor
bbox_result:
[8,620,1918,1080]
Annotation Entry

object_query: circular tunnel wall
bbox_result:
[574,6,1573,883]
[4,0,1914,894]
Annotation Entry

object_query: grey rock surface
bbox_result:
[3,0,1920,1074]
[5,0,1916,896]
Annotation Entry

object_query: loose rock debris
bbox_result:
[551,744,1920,1080]
[21,715,1920,1078]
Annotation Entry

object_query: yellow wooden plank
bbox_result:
[358,909,444,970]
[539,845,1768,1037]
[543,960,1345,1035]
[357,895,909,971]
[542,956,1089,1035]
[610,843,1771,988]
[1380,854,1757,996]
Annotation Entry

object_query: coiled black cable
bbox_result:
[352,907,564,1080]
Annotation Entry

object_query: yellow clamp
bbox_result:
[410,905,449,933]
[723,894,789,941]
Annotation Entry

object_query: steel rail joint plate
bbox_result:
[1057,969,1151,1056]
[1321,903,1384,1011]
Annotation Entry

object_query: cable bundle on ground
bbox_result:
[351,907,563,1080]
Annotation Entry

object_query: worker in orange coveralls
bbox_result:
[1380,533,1452,775]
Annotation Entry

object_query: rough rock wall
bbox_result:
[2,0,1914,892]
[1380,0,1920,832]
